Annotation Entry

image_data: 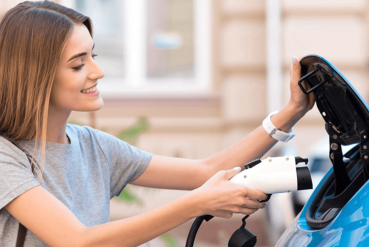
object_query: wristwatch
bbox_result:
[262,111,295,142]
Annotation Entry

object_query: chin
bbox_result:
[76,98,104,112]
[90,98,104,111]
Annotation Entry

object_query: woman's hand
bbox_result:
[288,55,315,116]
[190,168,267,218]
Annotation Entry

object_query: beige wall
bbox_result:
[1,0,368,158]
[2,1,368,245]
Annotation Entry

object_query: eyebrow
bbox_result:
[67,43,95,62]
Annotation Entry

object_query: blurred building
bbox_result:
[2,0,369,246]
[1,0,367,159]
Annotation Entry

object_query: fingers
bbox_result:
[290,54,308,82]
[215,167,242,181]
[290,56,302,83]
[235,196,266,211]
[242,187,268,201]
[216,199,267,218]
[298,54,307,60]
[289,54,316,109]
[214,207,259,218]
[226,206,258,216]
[226,167,242,180]
[203,168,269,218]
[238,207,258,215]
[213,211,233,219]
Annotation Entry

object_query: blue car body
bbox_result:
[277,168,369,246]
[276,55,369,247]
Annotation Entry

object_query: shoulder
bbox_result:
[0,136,29,163]
[67,123,117,144]
[0,136,32,178]
[65,124,151,157]
[67,123,96,136]
[66,124,128,157]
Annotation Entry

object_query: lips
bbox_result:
[81,85,97,94]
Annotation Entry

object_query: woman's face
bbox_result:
[50,24,105,113]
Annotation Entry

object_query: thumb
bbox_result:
[225,167,242,180]
[290,55,302,81]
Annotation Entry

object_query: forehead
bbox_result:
[62,24,93,60]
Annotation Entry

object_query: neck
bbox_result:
[47,107,71,144]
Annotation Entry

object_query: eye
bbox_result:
[92,54,98,59]
[72,64,85,71]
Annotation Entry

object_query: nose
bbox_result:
[88,58,105,80]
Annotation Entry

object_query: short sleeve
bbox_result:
[86,128,153,198]
[0,138,40,210]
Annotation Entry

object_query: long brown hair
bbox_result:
[0,1,92,174]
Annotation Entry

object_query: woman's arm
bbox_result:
[5,170,267,247]
[132,56,315,190]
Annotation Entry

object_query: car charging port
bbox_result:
[305,145,365,229]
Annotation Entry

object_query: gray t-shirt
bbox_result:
[0,124,152,246]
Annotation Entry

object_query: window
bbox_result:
[60,0,211,97]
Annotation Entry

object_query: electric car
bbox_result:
[264,139,355,244]
[276,55,369,246]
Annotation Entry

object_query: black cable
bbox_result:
[228,215,258,247]
[241,215,249,228]
[185,215,213,247]
[186,196,271,247]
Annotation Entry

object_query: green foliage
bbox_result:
[115,117,150,203]
[116,117,150,145]
[67,120,84,126]
[159,234,178,247]
[117,185,143,206]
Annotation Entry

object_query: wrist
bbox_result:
[270,103,306,132]
[286,100,310,119]
[185,189,206,217]
[263,111,295,142]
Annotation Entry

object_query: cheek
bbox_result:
[50,72,84,105]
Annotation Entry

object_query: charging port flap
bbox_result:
[299,55,369,229]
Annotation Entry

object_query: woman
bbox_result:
[0,1,314,246]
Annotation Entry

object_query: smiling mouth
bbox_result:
[81,85,97,94]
